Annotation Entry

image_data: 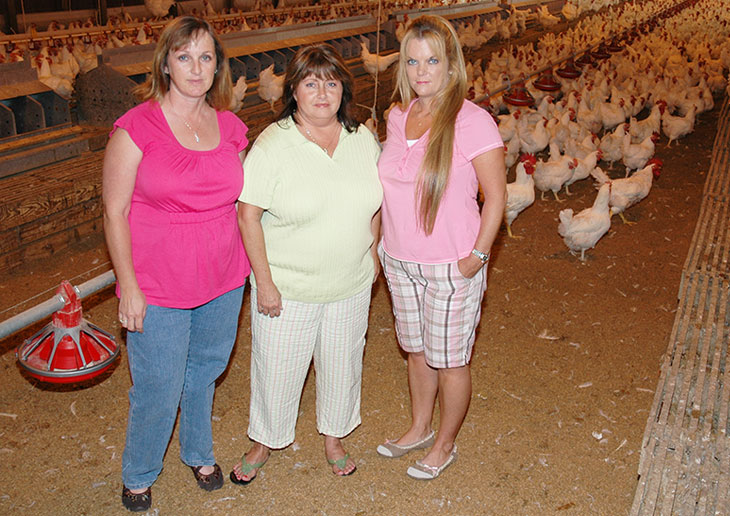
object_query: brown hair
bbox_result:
[134,16,232,111]
[394,15,468,235]
[278,43,358,132]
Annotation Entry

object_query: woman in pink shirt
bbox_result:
[103,17,249,511]
[376,15,506,479]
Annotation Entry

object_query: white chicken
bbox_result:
[558,182,612,261]
[360,42,399,77]
[561,2,581,21]
[534,153,578,201]
[621,132,659,176]
[504,137,522,169]
[519,118,550,154]
[590,159,662,224]
[504,154,537,238]
[257,64,284,112]
[537,5,560,29]
[230,75,248,113]
[659,101,696,147]
[36,56,74,98]
[599,97,626,131]
[497,110,521,143]
[599,123,627,166]
[565,149,602,194]
[144,0,175,18]
[628,104,661,144]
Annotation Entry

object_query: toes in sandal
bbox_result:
[229,454,268,486]
[191,463,224,491]
[121,486,152,512]
[328,452,357,476]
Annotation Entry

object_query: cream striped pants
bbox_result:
[247,286,371,449]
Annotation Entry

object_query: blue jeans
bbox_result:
[121,285,244,490]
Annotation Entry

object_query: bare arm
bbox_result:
[102,128,146,332]
[370,208,381,282]
[237,202,282,317]
[458,147,507,278]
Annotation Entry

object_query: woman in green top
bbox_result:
[232,43,382,480]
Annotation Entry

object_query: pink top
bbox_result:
[111,100,250,308]
[378,99,503,263]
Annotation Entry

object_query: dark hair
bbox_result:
[134,16,232,111]
[278,43,357,132]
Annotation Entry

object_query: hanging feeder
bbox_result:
[533,71,561,92]
[16,281,119,383]
[575,52,595,67]
[606,37,624,53]
[592,44,610,60]
[503,83,535,107]
[556,59,581,79]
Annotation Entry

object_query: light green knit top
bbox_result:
[239,116,383,303]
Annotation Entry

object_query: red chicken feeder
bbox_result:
[556,59,581,79]
[606,38,624,53]
[591,45,611,60]
[16,281,119,383]
[575,53,595,68]
[533,72,561,92]
[504,85,535,107]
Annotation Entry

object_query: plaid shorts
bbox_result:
[379,246,488,368]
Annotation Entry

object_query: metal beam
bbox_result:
[0,270,116,341]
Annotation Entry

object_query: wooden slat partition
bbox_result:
[630,96,730,516]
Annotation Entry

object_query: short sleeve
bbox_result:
[223,111,249,153]
[239,137,278,209]
[456,102,504,161]
[111,105,148,153]
[360,125,382,161]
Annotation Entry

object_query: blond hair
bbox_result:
[134,16,232,111]
[394,15,467,235]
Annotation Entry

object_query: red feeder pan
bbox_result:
[533,71,561,92]
[557,59,581,79]
[606,38,624,53]
[503,85,535,107]
[592,44,610,60]
[575,52,595,67]
[16,281,119,383]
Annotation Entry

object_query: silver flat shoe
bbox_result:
[406,444,457,480]
[376,430,435,458]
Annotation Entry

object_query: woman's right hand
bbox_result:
[256,281,282,318]
[119,286,147,332]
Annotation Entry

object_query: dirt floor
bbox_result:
[0,96,721,516]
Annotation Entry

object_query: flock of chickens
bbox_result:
[0,0,617,100]
[486,0,729,261]
[2,0,728,260]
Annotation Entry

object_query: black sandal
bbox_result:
[191,463,224,491]
[121,486,151,512]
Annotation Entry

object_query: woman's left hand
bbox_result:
[457,254,485,279]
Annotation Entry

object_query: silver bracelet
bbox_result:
[471,248,490,263]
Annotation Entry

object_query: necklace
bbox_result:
[182,119,200,143]
[303,126,333,155]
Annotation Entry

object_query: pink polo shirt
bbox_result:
[378,99,503,264]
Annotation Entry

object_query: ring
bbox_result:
[119,317,127,324]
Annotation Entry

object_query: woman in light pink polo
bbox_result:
[376,15,506,480]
